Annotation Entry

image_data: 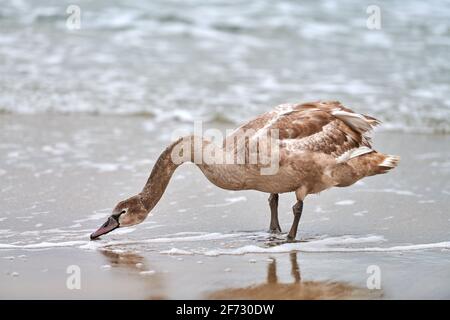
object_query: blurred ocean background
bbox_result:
[2,1,450,299]
[0,0,449,133]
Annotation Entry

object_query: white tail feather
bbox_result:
[331,109,374,134]
[379,155,400,168]
[336,146,373,163]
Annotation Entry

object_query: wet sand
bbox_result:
[1,114,450,299]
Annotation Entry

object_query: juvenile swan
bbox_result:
[91,101,399,241]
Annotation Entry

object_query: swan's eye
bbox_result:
[113,210,126,220]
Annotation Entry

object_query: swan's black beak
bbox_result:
[90,216,119,240]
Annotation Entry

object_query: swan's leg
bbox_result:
[268,193,281,233]
[287,200,303,241]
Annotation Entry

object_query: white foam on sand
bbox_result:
[2,232,449,256]
[74,210,110,223]
[204,196,247,208]
[72,232,248,251]
[78,241,104,250]
[357,188,420,197]
[113,227,136,235]
[161,248,193,255]
[139,270,156,276]
[0,240,86,249]
[335,200,355,206]
[353,210,368,217]
[0,232,244,251]
[96,232,246,249]
[158,235,450,256]
[79,162,121,172]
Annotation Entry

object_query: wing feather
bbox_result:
[269,101,379,160]
[224,101,380,163]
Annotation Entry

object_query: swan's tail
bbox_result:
[355,152,400,176]
[333,152,399,187]
[377,154,400,174]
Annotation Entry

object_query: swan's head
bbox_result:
[90,195,148,240]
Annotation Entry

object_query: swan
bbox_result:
[90,101,399,241]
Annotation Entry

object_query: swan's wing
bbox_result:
[224,104,295,142]
[276,101,380,161]
[226,101,379,162]
[223,103,302,158]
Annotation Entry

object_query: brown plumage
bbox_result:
[91,101,400,241]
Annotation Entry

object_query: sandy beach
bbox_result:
[1,114,449,299]
[1,0,450,300]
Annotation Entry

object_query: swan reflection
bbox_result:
[208,252,381,299]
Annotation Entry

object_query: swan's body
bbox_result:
[91,101,399,240]
[198,101,397,195]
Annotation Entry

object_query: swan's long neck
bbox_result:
[139,139,180,211]
[139,135,210,211]
[139,135,250,211]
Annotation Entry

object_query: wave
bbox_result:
[198,240,450,256]
[1,233,449,256]
[1,0,450,133]
[155,234,450,256]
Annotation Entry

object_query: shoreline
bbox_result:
[0,114,449,299]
